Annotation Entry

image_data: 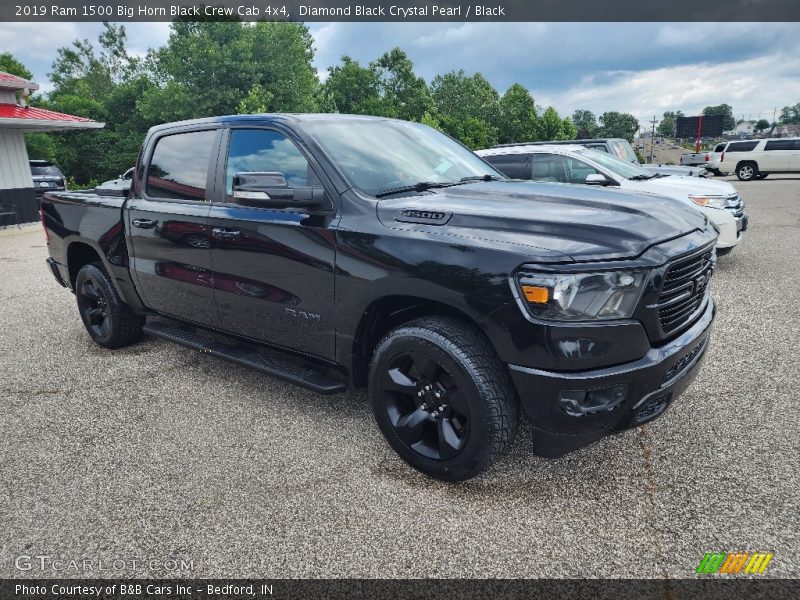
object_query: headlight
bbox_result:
[515,270,648,321]
[690,195,732,209]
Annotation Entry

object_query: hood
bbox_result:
[635,174,737,198]
[376,180,711,262]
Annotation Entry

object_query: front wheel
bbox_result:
[369,316,519,481]
[736,162,757,181]
[75,262,144,348]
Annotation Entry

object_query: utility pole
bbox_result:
[648,116,658,163]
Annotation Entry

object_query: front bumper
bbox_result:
[704,207,747,249]
[508,296,715,458]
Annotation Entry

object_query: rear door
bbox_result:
[127,127,221,327]
[763,139,794,171]
[206,126,338,360]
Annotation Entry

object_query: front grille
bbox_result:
[657,246,714,335]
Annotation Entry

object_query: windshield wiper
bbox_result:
[458,174,505,183]
[375,181,454,198]
[628,174,657,181]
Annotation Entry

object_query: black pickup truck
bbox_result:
[41,114,717,481]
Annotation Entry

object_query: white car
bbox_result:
[718,137,800,181]
[477,144,748,254]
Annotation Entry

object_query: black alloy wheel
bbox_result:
[78,276,111,339]
[380,350,469,461]
[75,262,144,348]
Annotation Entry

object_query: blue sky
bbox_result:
[2,22,799,125]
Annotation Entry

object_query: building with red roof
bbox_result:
[0,71,104,224]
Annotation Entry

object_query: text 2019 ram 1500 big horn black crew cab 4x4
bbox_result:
[41,114,717,481]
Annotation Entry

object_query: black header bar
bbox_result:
[2,0,800,22]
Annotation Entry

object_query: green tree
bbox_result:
[370,48,432,121]
[559,116,577,140]
[430,70,499,147]
[658,110,683,138]
[779,102,800,124]
[538,106,564,140]
[497,83,537,144]
[571,109,597,138]
[323,55,385,115]
[236,83,273,114]
[0,51,33,79]
[702,103,735,132]
[754,118,770,133]
[598,111,639,141]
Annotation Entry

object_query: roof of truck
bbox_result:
[146,113,399,135]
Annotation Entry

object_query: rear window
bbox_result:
[146,130,216,200]
[726,141,759,152]
[765,140,795,151]
[30,164,62,176]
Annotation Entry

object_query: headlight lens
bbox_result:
[516,270,648,321]
[690,195,729,209]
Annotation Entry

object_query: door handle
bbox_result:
[132,218,157,229]
[212,227,241,240]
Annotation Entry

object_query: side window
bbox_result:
[765,140,794,151]
[226,129,313,194]
[714,143,727,152]
[531,153,598,184]
[726,141,759,152]
[147,130,216,200]
[484,154,530,179]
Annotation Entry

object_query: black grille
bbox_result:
[657,246,714,335]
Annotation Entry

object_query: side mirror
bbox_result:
[232,172,326,209]
[585,173,610,186]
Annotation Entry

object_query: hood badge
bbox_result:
[396,209,451,225]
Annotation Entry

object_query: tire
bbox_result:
[756,173,769,180]
[711,169,723,177]
[736,162,757,181]
[75,262,144,348]
[369,316,519,481]
[716,247,734,256]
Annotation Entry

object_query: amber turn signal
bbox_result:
[522,285,549,304]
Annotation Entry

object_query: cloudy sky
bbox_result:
[2,21,799,124]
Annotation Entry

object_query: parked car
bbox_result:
[680,144,729,176]
[497,139,709,177]
[477,144,747,255]
[29,160,66,197]
[718,137,800,181]
[41,114,718,481]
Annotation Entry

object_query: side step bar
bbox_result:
[142,320,347,395]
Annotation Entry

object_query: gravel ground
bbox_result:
[1,176,798,579]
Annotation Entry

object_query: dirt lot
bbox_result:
[1,176,798,578]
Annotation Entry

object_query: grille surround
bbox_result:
[656,245,715,336]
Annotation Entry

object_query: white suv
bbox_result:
[718,138,800,181]
[477,144,748,255]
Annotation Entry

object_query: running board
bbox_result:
[142,321,346,395]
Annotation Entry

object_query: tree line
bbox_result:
[2,21,643,184]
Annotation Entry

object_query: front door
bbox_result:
[127,128,221,327]
[207,127,337,360]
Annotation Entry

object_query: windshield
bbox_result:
[610,139,639,163]
[302,119,503,196]
[575,148,654,180]
[30,164,62,177]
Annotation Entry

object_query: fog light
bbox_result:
[559,384,628,417]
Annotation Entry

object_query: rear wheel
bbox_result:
[369,316,519,481]
[75,262,144,348]
[736,162,757,181]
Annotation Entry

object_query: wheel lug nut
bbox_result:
[425,385,431,390]
[434,391,441,398]
[439,405,446,412]
[431,411,439,418]
[417,391,424,396]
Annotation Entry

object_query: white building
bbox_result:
[0,72,104,224]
